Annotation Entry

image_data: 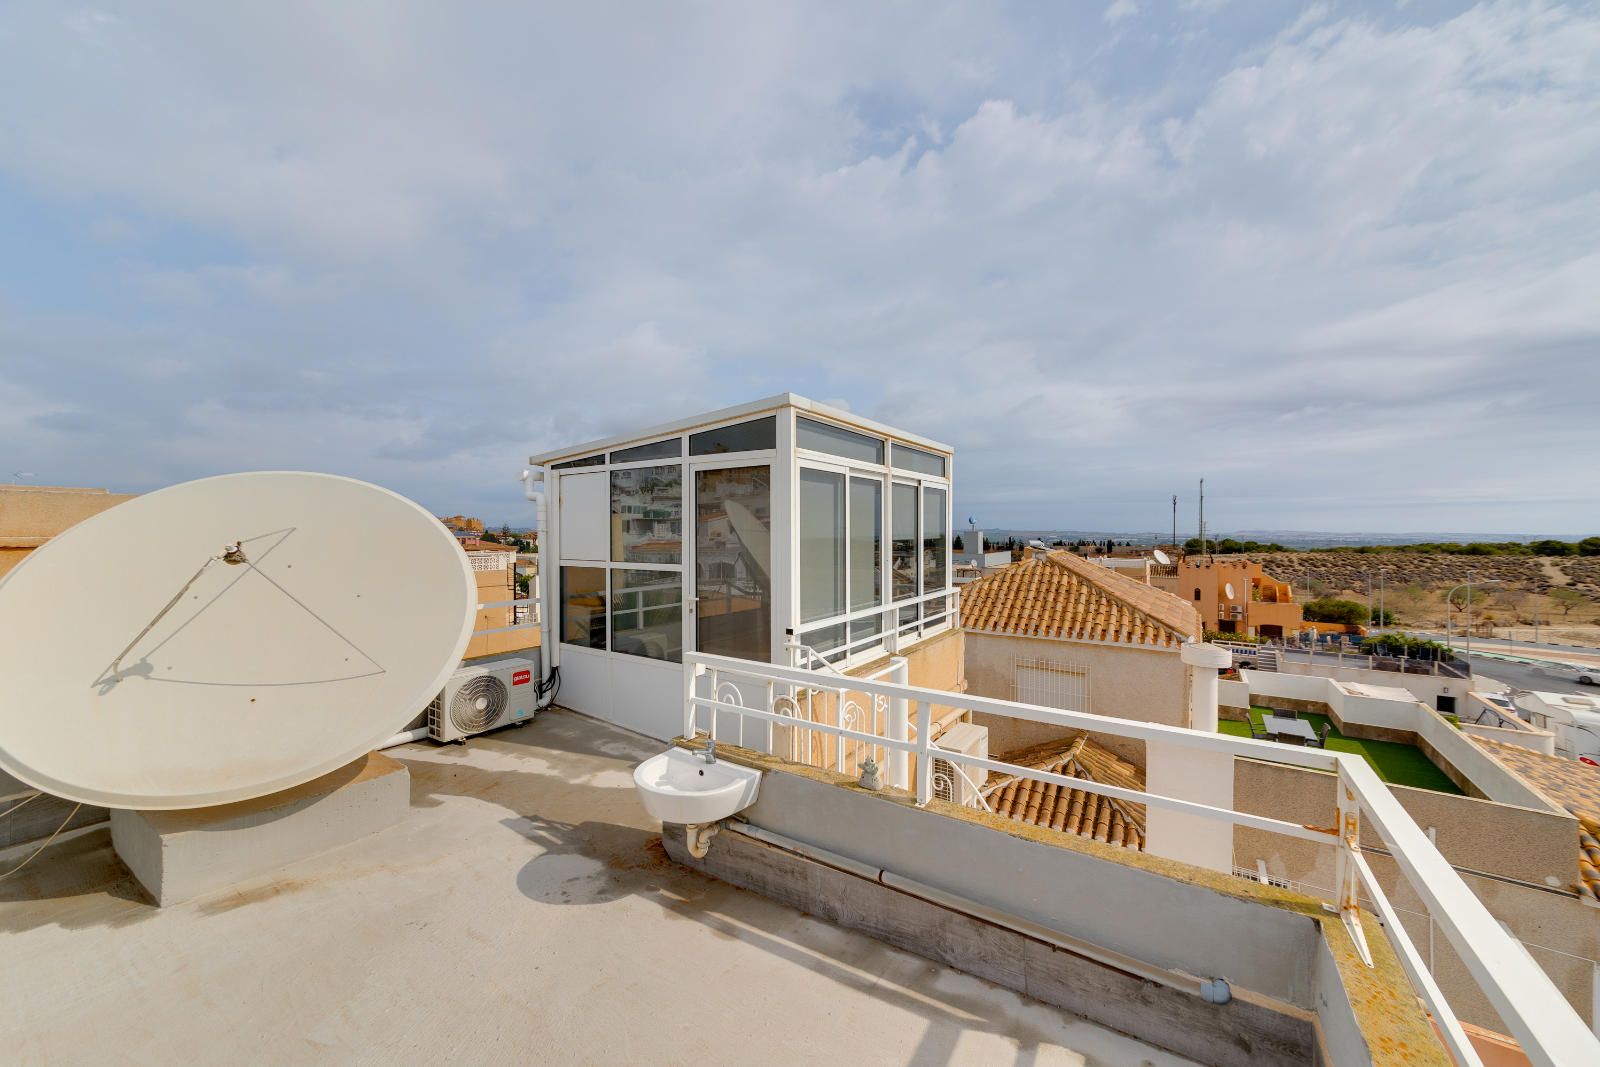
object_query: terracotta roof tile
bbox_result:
[960,550,1201,647]
[1472,737,1600,901]
[981,734,1147,849]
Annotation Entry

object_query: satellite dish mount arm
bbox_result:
[106,543,248,678]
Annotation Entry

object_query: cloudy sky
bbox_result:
[2,2,1597,535]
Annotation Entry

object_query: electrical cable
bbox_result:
[0,802,83,882]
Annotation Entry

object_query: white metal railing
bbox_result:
[681,650,1600,1067]
[792,586,959,665]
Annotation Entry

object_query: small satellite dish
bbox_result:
[1152,549,1171,566]
[0,472,476,810]
[1224,582,1236,600]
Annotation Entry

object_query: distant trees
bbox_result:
[1301,597,1371,626]
[1550,587,1585,619]
[1318,538,1600,556]
[1183,537,1288,554]
[952,535,964,551]
[1361,633,1454,661]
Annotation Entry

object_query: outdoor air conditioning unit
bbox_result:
[930,721,989,808]
[427,654,541,743]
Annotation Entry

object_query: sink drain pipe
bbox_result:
[731,821,1230,1005]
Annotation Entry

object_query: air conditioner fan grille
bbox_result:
[449,675,508,734]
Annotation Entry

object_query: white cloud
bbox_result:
[0,1,1596,533]
[1105,0,1138,24]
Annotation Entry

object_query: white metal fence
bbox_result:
[681,650,1599,1067]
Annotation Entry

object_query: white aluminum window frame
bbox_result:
[792,408,952,669]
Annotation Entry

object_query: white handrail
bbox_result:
[681,651,1600,1067]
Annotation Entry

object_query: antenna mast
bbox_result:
[1198,478,1206,558]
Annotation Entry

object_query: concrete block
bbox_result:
[111,752,409,907]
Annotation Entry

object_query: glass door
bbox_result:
[691,465,772,661]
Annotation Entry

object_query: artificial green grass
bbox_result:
[1220,707,1464,795]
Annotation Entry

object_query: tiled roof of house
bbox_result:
[960,550,1201,648]
[1473,737,1600,901]
[981,735,1146,849]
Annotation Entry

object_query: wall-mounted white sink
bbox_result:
[633,747,761,827]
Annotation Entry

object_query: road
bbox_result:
[1459,655,1593,698]
[1262,646,1594,698]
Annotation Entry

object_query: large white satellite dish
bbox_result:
[0,472,476,810]
[1224,582,1236,600]
[1152,549,1171,566]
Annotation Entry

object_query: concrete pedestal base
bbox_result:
[111,752,409,907]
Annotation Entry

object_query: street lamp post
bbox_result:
[1446,575,1501,658]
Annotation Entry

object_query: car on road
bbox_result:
[1578,665,1600,686]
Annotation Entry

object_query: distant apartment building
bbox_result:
[1181,556,1302,638]
[951,519,1011,583]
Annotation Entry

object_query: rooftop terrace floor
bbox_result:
[1,708,1194,1066]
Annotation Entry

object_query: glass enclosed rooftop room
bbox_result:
[528,394,955,740]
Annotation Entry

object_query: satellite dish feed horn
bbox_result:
[0,472,476,810]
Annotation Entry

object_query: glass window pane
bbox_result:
[611,464,682,564]
[850,614,882,647]
[891,482,917,604]
[799,468,846,625]
[922,486,947,594]
[611,569,682,662]
[808,622,848,657]
[797,417,884,464]
[610,438,682,463]
[689,416,776,456]
[849,477,882,612]
[892,443,946,477]
[551,454,604,470]
[694,465,771,660]
[560,566,606,649]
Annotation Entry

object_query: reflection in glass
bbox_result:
[891,443,946,477]
[800,469,845,625]
[923,486,947,594]
[611,569,682,662]
[561,567,606,649]
[849,477,882,613]
[797,417,884,464]
[689,416,776,456]
[611,465,682,564]
[610,437,682,463]
[892,482,918,625]
[694,466,771,661]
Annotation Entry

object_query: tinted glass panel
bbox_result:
[611,569,682,662]
[689,416,776,455]
[694,465,771,660]
[551,454,604,470]
[891,443,946,477]
[922,487,947,594]
[799,468,845,625]
[611,465,682,564]
[560,566,606,649]
[849,477,882,612]
[891,483,917,604]
[610,438,682,463]
[797,417,883,464]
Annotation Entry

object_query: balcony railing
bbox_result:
[681,650,1599,1067]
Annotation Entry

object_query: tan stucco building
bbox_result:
[1179,556,1302,638]
[0,484,137,578]
[960,550,1205,753]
